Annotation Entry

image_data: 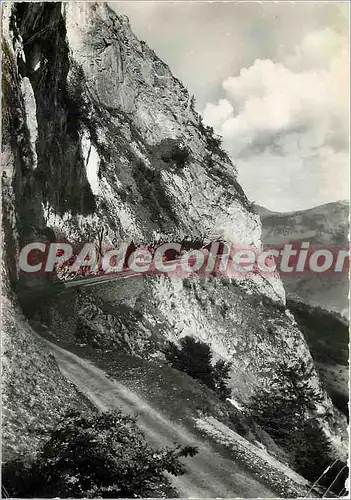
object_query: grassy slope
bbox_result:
[2,298,93,462]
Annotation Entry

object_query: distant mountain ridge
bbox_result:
[254,201,349,317]
[254,200,348,246]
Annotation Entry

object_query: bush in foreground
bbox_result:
[2,410,197,498]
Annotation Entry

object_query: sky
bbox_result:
[109,1,349,211]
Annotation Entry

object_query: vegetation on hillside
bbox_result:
[2,409,197,498]
[288,299,349,416]
[156,138,190,171]
[164,336,232,400]
[287,299,349,366]
[248,359,348,491]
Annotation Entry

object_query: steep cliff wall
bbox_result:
[1,1,347,461]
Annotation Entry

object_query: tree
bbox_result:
[212,359,232,400]
[290,419,332,483]
[96,226,105,257]
[158,138,190,170]
[2,410,197,498]
[165,336,214,389]
[247,360,336,485]
[190,94,196,110]
[164,336,232,400]
[249,360,320,440]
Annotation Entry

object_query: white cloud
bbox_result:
[283,27,346,71]
[202,28,349,210]
[202,99,234,130]
[109,0,348,210]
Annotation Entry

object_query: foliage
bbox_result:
[2,410,197,498]
[287,299,349,366]
[197,119,227,159]
[204,125,222,152]
[212,358,232,400]
[204,153,215,169]
[249,360,319,435]
[164,336,232,400]
[190,95,196,110]
[247,359,344,487]
[156,138,190,170]
[289,420,331,481]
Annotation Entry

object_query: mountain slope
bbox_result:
[1,284,92,462]
[255,201,349,317]
[286,299,349,416]
[1,0,347,483]
[255,201,349,418]
[255,201,348,246]
[39,338,314,498]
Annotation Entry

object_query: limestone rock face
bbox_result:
[1,2,347,459]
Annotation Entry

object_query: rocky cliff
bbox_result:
[1,2,347,463]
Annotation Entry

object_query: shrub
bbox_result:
[197,120,227,159]
[287,299,349,366]
[212,358,232,400]
[247,359,345,488]
[158,138,190,170]
[182,278,192,289]
[164,336,232,400]
[204,153,214,169]
[2,409,198,498]
[204,126,222,152]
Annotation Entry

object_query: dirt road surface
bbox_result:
[47,341,279,498]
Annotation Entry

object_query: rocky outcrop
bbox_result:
[1,1,347,462]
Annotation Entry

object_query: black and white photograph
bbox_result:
[1,1,349,498]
